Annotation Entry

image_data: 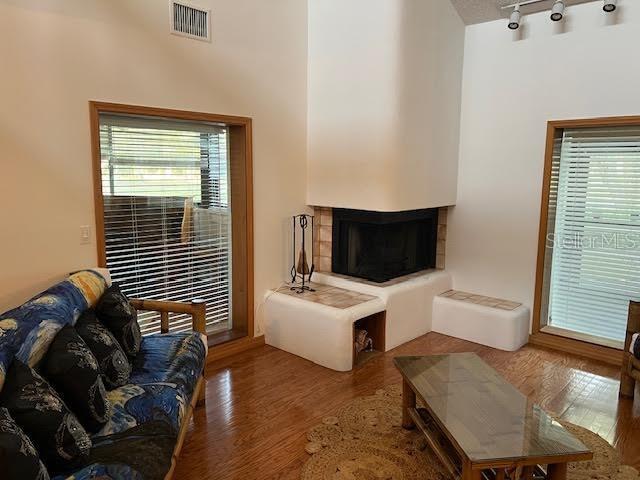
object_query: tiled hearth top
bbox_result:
[277,283,378,309]
[439,290,522,311]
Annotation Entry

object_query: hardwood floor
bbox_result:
[174,332,640,479]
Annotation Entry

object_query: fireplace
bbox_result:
[331,208,439,283]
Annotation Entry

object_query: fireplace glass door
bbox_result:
[332,209,437,283]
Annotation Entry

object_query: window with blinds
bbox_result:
[544,125,640,344]
[98,113,232,336]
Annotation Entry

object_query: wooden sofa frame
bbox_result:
[129,298,207,480]
[620,301,640,398]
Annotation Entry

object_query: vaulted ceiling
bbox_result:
[450,0,600,25]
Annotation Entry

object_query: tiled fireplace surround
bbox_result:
[311,206,448,275]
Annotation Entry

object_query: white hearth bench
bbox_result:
[263,284,386,371]
[432,290,530,351]
[263,270,453,371]
[264,273,531,371]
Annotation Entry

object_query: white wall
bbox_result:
[0,0,308,335]
[6,0,638,339]
[306,0,464,212]
[447,1,640,319]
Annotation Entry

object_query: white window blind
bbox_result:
[99,113,232,336]
[547,126,640,343]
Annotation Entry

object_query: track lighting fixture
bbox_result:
[501,0,616,32]
[550,0,565,21]
[508,4,521,30]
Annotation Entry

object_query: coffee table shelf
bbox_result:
[409,407,462,477]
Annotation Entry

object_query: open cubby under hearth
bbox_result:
[353,311,386,367]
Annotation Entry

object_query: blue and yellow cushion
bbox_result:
[0,270,109,392]
[93,332,206,438]
[130,333,206,400]
[94,383,186,438]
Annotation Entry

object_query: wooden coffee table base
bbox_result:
[401,378,416,429]
[401,379,576,480]
[458,463,567,480]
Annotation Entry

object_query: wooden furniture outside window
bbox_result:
[90,102,254,346]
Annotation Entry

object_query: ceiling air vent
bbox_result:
[171,1,211,42]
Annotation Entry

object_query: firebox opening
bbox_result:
[332,208,438,283]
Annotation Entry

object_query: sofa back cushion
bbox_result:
[95,284,141,358]
[0,270,110,393]
[42,325,110,432]
[0,407,50,480]
[0,360,91,472]
[76,311,131,389]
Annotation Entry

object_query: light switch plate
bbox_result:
[80,225,91,245]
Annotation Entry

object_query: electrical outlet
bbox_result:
[80,225,91,245]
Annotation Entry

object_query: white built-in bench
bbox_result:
[263,283,386,371]
[263,270,452,371]
[432,290,530,351]
[264,273,529,371]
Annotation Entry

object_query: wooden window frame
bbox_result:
[530,115,640,365]
[89,101,254,346]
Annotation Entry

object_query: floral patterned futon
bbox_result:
[0,270,207,480]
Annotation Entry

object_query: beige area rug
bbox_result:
[301,385,640,480]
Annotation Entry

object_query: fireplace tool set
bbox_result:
[290,214,315,294]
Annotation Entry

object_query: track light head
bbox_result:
[508,5,521,30]
[603,0,617,12]
[550,0,565,21]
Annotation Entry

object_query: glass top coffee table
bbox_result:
[394,353,592,480]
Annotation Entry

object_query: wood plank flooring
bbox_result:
[173,332,640,479]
